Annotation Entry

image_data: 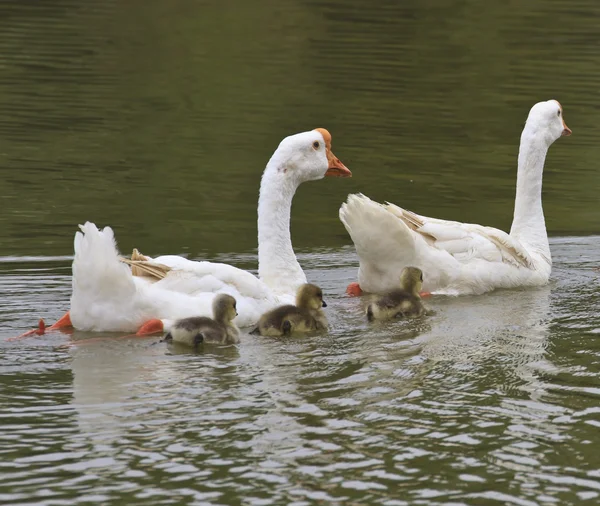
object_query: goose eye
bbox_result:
[557,110,561,117]
[312,141,320,149]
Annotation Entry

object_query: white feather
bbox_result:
[70,129,348,332]
[339,100,569,296]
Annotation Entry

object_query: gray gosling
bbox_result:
[164,294,240,349]
[252,283,328,337]
[366,267,426,321]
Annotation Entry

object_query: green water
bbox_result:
[1,1,600,504]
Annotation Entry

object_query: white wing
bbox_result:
[339,194,541,295]
[385,203,535,269]
[70,223,289,332]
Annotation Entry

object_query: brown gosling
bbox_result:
[252,283,328,337]
[164,294,239,349]
[366,267,426,321]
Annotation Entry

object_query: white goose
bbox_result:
[339,100,571,296]
[52,128,350,334]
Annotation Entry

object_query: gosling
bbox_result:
[366,267,426,321]
[164,294,240,348]
[252,283,328,337]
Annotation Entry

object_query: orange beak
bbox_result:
[325,150,352,177]
[557,102,571,136]
[312,127,351,177]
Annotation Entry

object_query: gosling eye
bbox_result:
[557,110,561,117]
[420,274,423,282]
[312,141,320,150]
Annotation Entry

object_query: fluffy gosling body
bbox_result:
[253,283,328,337]
[164,294,240,348]
[366,267,426,321]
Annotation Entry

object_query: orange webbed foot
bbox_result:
[136,319,164,336]
[346,282,363,297]
[7,319,46,341]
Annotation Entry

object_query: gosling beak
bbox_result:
[322,300,328,307]
[325,150,352,178]
[562,122,572,136]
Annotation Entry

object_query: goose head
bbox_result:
[266,128,351,184]
[524,100,572,145]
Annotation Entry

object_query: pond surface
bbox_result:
[1,0,600,504]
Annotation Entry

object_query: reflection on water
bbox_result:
[1,238,600,504]
[1,0,600,503]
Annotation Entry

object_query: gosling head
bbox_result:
[295,283,327,310]
[212,294,237,323]
[399,267,423,296]
[524,100,571,146]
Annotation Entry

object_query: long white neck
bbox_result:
[509,129,551,263]
[257,165,307,294]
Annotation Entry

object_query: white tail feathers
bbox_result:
[339,194,417,269]
[71,222,137,330]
